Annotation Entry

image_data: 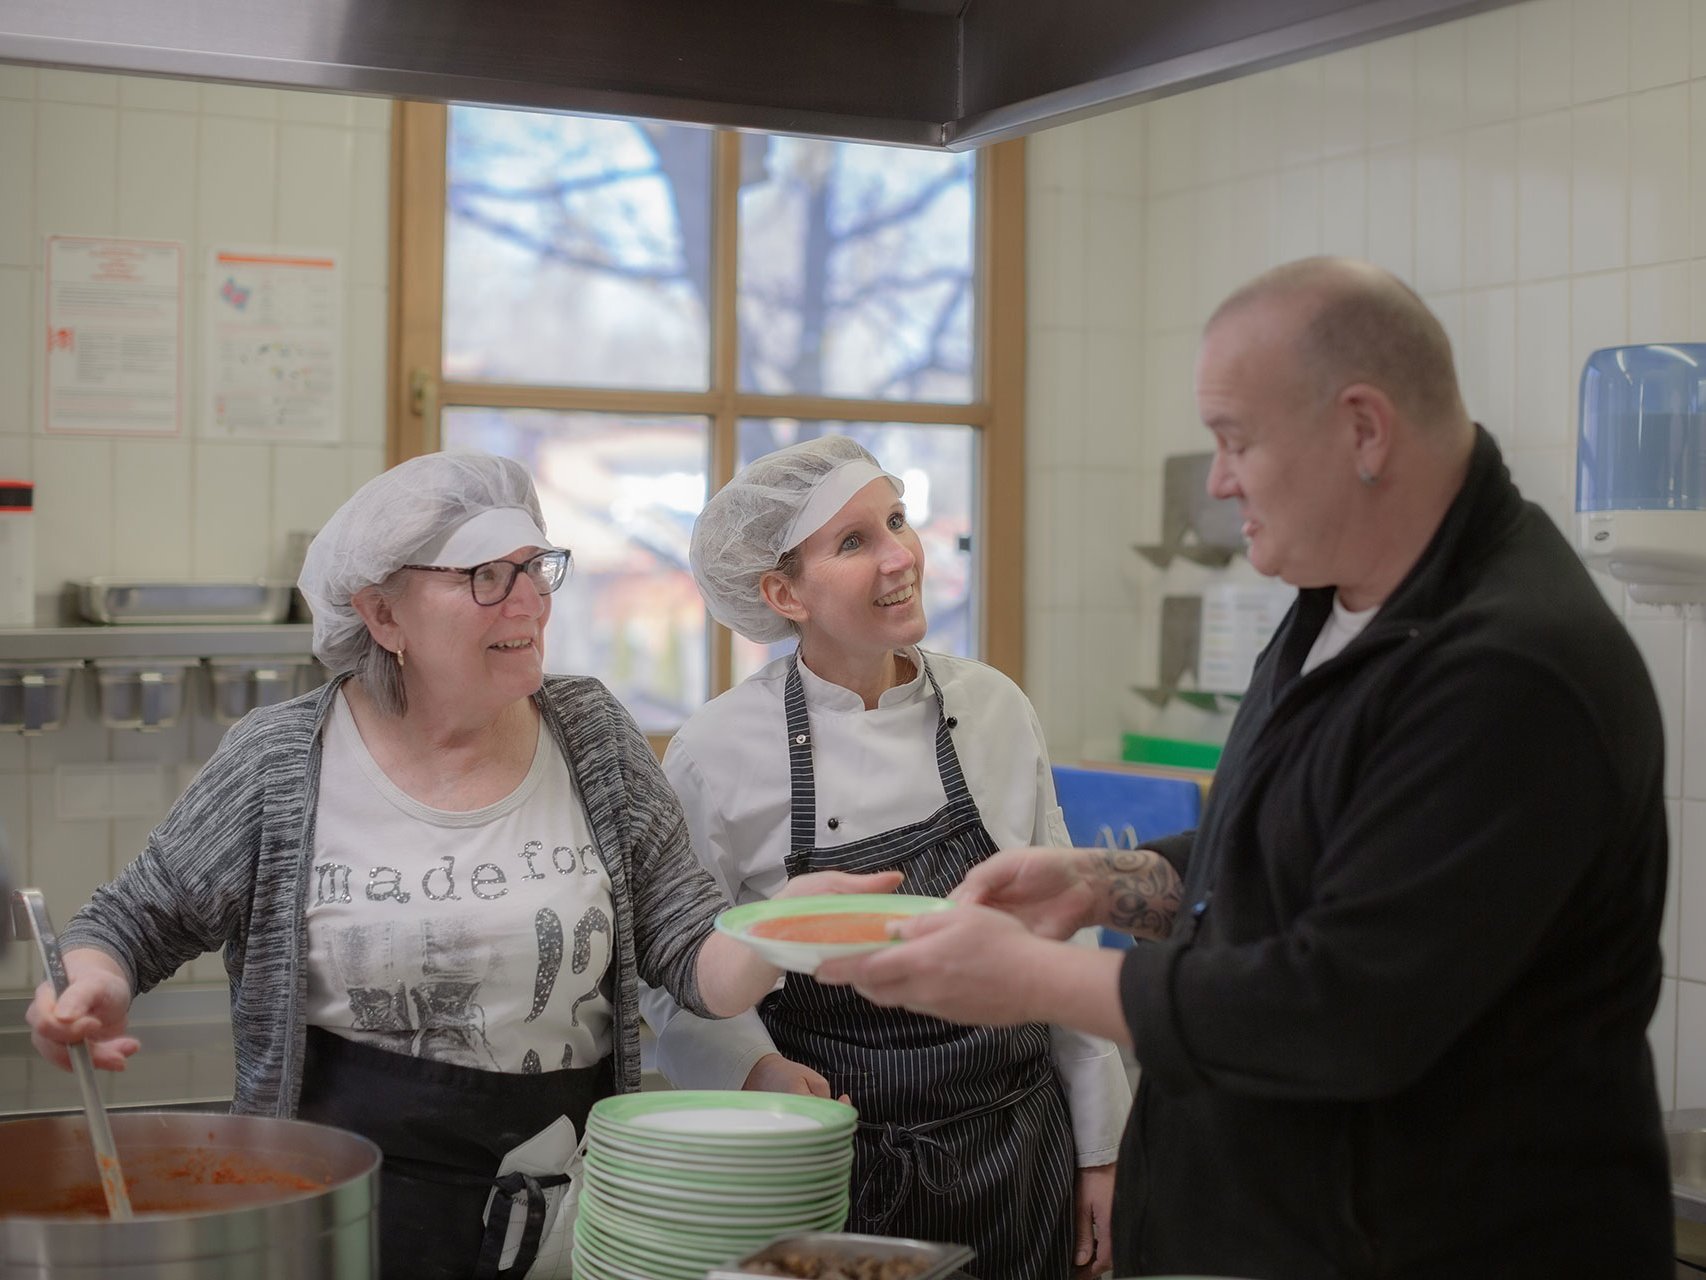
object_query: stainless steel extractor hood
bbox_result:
[0,0,1522,149]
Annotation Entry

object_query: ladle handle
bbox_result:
[16,889,134,1221]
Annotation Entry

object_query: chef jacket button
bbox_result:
[946,716,958,729]
[827,817,840,831]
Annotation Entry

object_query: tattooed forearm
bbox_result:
[1086,848,1182,940]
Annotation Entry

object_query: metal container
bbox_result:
[1670,1111,1706,1272]
[90,658,200,731]
[0,1111,380,1278]
[79,580,295,626]
[0,661,79,733]
[706,1231,975,1279]
[206,656,321,725]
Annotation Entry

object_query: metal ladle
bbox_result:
[15,888,134,1220]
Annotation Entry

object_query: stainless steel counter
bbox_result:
[0,984,234,1118]
[1671,1109,1706,1226]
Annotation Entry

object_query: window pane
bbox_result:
[732,420,979,682]
[737,138,975,403]
[442,407,708,731]
[444,109,712,391]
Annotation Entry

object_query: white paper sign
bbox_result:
[1199,582,1295,694]
[45,236,184,436]
[206,248,342,441]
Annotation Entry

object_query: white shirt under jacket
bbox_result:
[640,647,1131,1166]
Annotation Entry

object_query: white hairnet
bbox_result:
[299,451,550,669]
[691,435,903,644]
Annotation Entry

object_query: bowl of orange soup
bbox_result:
[715,894,954,974]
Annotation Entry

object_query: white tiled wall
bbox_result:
[0,70,393,996]
[1025,0,1706,1111]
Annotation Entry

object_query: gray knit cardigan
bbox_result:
[61,673,727,1116]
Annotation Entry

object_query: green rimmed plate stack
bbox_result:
[571,1090,857,1280]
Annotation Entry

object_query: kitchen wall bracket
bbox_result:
[1131,594,1244,712]
[1133,452,1245,569]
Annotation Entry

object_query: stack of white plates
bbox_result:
[572,1090,857,1280]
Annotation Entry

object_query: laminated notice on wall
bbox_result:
[45,236,184,436]
[205,247,342,441]
[1199,582,1295,694]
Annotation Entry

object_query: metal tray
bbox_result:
[705,1231,975,1279]
[78,580,294,626]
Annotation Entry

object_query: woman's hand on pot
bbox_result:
[25,949,138,1072]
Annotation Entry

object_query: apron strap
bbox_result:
[915,652,973,806]
[852,1068,1052,1231]
[854,1121,963,1231]
[473,1170,572,1280]
[784,655,817,869]
[785,650,971,875]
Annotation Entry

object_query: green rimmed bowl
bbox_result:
[585,1165,848,1218]
[581,1177,848,1229]
[573,1211,708,1280]
[577,1200,768,1270]
[587,1089,855,1147]
[585,1135,854,1173]
[715,893,953,974]
[584,1146,852,1193]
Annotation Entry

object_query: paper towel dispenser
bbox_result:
[1576,343,1706,604]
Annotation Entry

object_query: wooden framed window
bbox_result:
[390,104,1026,737]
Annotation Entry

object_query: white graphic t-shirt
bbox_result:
[305,694,614,1073]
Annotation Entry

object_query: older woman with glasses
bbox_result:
[25,450,893,1280]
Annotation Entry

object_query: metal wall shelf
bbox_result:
[1130,593,1247,713]
[1133,452,1245,568]
[0,623,315,662]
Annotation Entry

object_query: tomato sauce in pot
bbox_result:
[1,1143,329,1219]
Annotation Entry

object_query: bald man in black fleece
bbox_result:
[820,257,1674,1280]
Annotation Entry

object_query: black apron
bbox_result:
[298,1026,610,1280]
[759,653,1076,1280]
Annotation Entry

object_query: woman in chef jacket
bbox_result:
[641,435,1130,1280]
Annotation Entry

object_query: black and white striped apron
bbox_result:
[758,653,1076,1280]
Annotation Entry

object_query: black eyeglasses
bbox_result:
[403,549,571,606]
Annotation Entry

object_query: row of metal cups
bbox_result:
[0,656,324,734]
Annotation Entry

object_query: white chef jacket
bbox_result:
[641,646,1131,1166]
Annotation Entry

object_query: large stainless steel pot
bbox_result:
[0,1111,380,1279]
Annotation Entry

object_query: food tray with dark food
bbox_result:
[705,1231,975,1280]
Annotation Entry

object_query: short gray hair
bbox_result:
[320,568,412,718]
[298,451,546,675]
[1208,257,1468,429]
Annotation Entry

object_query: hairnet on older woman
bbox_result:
[690,435,903,644]
[298,450,552,670]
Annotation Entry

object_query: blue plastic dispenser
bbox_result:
[1577,343,1706,603]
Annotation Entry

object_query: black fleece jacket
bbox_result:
[1113,427,1672,1279]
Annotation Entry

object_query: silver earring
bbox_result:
[1358,468,1378,487]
